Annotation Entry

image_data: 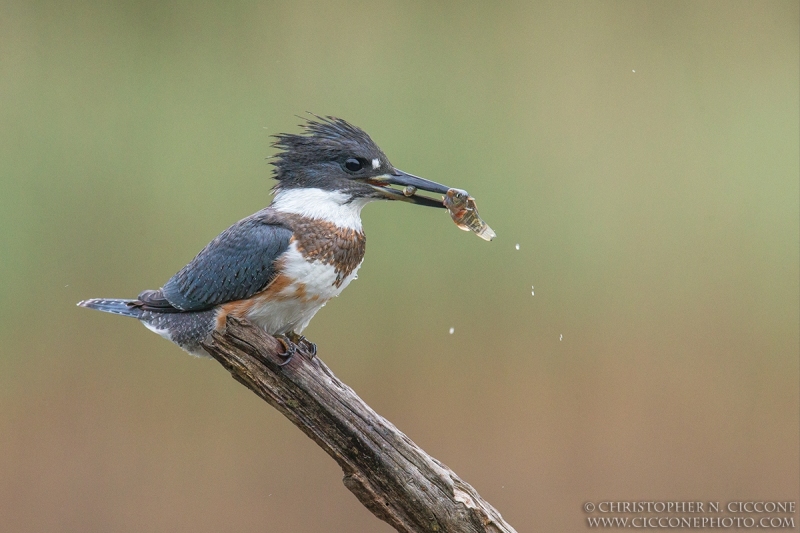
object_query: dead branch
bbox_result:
[200,317,517,533]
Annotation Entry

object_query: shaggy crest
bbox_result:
[270,115,389,187]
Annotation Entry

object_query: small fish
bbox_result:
[442,188,496,241]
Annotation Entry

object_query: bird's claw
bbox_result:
[275,333,317,366]
[274,335,296,366]
[297,336,317,358]
[287,332,317,359]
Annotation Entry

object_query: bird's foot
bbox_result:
[287,332,317,359]
[274,335,297,366]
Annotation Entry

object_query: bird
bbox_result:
[78,116,452,362]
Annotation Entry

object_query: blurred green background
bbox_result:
[1,1,798,531]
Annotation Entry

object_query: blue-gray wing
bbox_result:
[144,215,292,312]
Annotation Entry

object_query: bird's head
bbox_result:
[270,115,448,208]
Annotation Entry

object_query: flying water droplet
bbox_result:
[449,327,454,335]
[559,334,563,341]
[531,286,534,296]
[515,243,520,250]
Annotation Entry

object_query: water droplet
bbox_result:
[353,275,358,280]
[632,69,636,73]
[531,285,535,296]
[559,334,563,341]
[449,327,454,335]
[515,243,520,250]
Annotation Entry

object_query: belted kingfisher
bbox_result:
[78,116,452,360]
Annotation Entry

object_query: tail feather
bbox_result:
[77,298,142,318]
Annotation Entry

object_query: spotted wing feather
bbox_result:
[151,213,292,311]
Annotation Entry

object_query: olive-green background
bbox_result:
[1,1,798,531]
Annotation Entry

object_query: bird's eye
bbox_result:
[344,158,364,172]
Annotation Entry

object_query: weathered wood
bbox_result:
[200,317,517,533]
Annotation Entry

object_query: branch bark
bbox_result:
[200,317,517,533]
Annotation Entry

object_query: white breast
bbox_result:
[243,240,362,335]
[240,188,371,335]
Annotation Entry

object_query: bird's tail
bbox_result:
[77,298,143,318]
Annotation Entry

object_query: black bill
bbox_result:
[367,169,450,208]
